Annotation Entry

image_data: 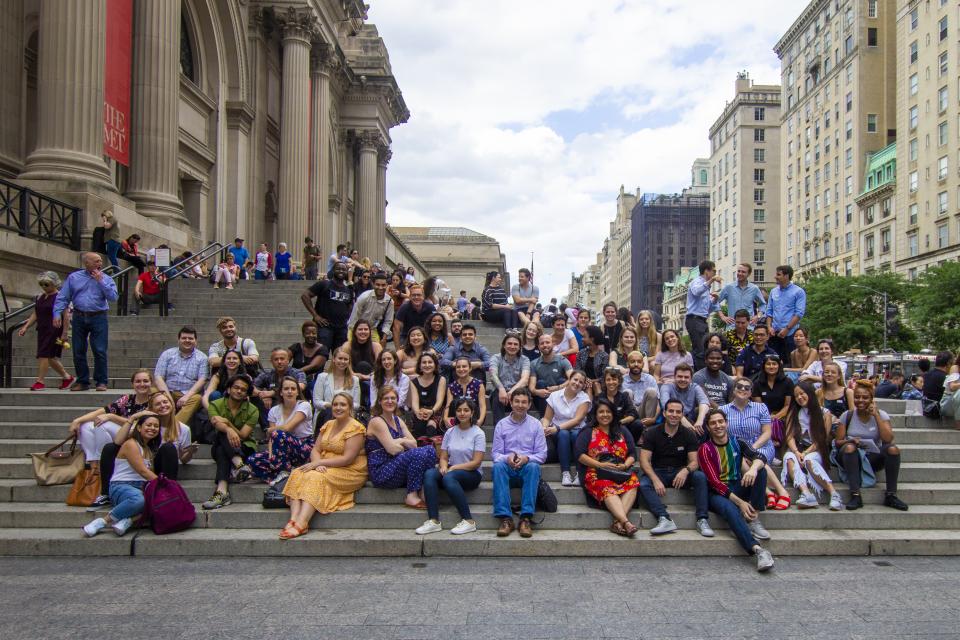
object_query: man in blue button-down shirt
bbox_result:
[53,252,119,391]
[155,326,210,424]
[765,265,807,362]
[717,263,767,328]
[685,260,722,371]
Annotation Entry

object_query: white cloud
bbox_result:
[368,0,808,300]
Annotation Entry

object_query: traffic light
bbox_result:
[885,303,899,339]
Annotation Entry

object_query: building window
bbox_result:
[753,249,765,264]
[940,86,949,113]
[845,176,853,195]
[940,16,948,42]
[867,114,877,132]
[865,205,875,224]
[753,208,765,224]
[909,41,918,64]
[754,188,765,203]
[909,138,918,161]
[180,14,197,83]
[882,197,891,217]
[845,92,853,112]
[754,268,765,282]
[909,106,918,131]
[868,0,878,18]
[699,168,708,185]
[845,204,853,223]
[939,121,949,146]
[939,156,949,180]
[754,169,765,182]
[844,35,853,55]
[881,228,891,253]
[867,28,878,47]
[754,128,765,142]
[909,203,919,225]
[845,147,853,167]
[909,232,919,256]
[845,259,853,277]
[908,267,918,280]
[939,223,949,248]
[910,7,919,30]
[910,73,918,96]
[754,148,765,162]
[909,171,918,192]
[865,234,875,258]
[754,107,765,121]
[845,119,853,140]
[754,229,765,244]
[939,190,949,214]
[940,51,949,76]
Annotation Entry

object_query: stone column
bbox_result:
[277,8,315,261]
[355,130,380,261]
[124,0,184,221]
[309,44,334,253]
[20,0,112,187]
[0,0,23,175]
[375,145,391,264]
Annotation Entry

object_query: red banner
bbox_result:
[103,0,132,165]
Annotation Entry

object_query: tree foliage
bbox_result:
[905,261,960,352]
[799,272,918,353]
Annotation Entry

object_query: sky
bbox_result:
[368,0,810,301]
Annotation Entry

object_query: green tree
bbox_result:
[905,261,960,351]
[799,272,918,352]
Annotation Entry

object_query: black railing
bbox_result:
[158,241,226,317]
[0,264,137,387]
[0,177,82,250]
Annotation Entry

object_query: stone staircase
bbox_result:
[2,278,959,557]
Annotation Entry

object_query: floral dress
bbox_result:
[583,428,640,502]
[283,419,367,514]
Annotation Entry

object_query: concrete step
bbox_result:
[4,526,959,557]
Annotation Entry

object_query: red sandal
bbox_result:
[774,494,792,510]
[766,492,777,509]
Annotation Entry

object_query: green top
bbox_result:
[208,397,260,450]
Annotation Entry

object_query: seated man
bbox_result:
[491,388,547,539]
[698,408,775,572]
[621,351,660,441]
[724,309,754,368]
[154,326,209,425]
[440,324,491,384]
[658,363,710,437]
[392,283,436,347]
[874,371,904,399]
[131,260,172,315]
[251,347,307,427]
[693,347,735,407]
[734,324,777,379]
[202,374,260,510]
[638,399,713,537]
[208,316,260,373]
[528,333,572,416]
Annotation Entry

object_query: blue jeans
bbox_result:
[317,326,348,352]
[639,467,709,520]
[492,460,540,518]
[72,312,109,385]
[108,480,146,521]
[550,428,581,473]
[254,270,268,280]
[423,468,482,521]
[707,469,767,554]
[105,239,121,268]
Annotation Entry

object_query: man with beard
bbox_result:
[302,261,355,351]
[693,347,735,407]
[207,317,260,375]
[346,271,394,345]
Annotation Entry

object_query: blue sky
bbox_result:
[368,0,810,300]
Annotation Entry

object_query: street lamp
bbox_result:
[851,284,888,352]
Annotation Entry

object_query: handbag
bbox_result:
[770,417,785,447]
[30,436,85,486]
[262,475,290,509]
[536,478,558,513]
[596,453,635,484]
[139,474,196,534]
[66,468,100,506]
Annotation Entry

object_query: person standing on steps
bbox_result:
[227,238,250,280]
[54,252,118,392]
[717,263,766,329]
[685,260,721,371]
[765,265,806,363]
[18,271,74,391]
[302,261,355,352]
[492,388,547,539]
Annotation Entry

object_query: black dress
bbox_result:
[34,293,62,359]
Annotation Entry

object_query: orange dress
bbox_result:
[583,428,640,502]
[283,419,367,514]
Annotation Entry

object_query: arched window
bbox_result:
[180,13,196,82]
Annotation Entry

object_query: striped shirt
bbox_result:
[720,401,773,461]
[698,436,762,498]
[154,347,209,393]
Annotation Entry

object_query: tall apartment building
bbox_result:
[630,192,710,315]
[708,73,782,284]
[855,141,897,273]
[894,0,960,276]
[775,0,897,278]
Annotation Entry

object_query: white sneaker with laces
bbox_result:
[82,517,107,537]
[415,519,442,535]
[696,518,715,537]
[749,519,771,540]
[111,517,133,536]
[756,547,775,572]
[796,493,819,509]
[829,492,844,511]
[450,520,477,535]
[561,471,574,487]
[650,516,678,535]
[569,471,580,486]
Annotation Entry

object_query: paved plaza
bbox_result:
[0,556,957,639]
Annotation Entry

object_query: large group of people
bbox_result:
[21,243,958,574]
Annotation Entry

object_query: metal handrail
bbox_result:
[158,241,226,317]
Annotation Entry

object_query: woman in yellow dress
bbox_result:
[280,392,367,539]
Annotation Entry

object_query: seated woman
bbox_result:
[240,377,314,485]
[598,368,639,435]
[82,413,160,537]
[212,253,241,289]
[409,352,448,441]
[781,381,843,511]
[751,354,794,446]
[348,319,382,410]
[399,326,428,376]
[635,310,661,360]
[821,362,854,422]
[312,347,361,426]
[800,338,847,384]
[371,349,410,410]
[445,356,487,427]
[366,385,438,509]
[608,326,640,375]
[541,370,592,487]
[202,349,243,409]
[489,333,531,423]
[834,380,908,511]
[575,325,608,397]
[520,321,543,363]
[787,327,817,373]
[653,329,693,385]
[281,392,368,539]
[425,312,455,359]
[480,271,520,329]
[574,398,640,537]
[721,377,791,510]
[549,315,579,365]
[416,397,486,535]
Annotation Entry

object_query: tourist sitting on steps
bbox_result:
[620,351,660,441]
[371,349,410,412]
[652,329,693,386]
[638,399,713,537]
[237,377,314,486]
[492,388,546,539]
[312,347,361,427]
[541,370,592,487]
[251,347,307,428]
[131,260,172,316]
[207,317,260,373]
[445,356,487,427]
[489,333,531,425]
[399,326,428,376]
[202,349,243,409]
[528,333,573,417]
[698,409,775,572]
[409,352,447,441]
[781,381,844,511]
[573,397,640,538]
[82,413,160,538]
[153,326,209,426]
[202,374,259,510]
[416,397,486,536]
[212,253,240,289]
[280,392,367,540]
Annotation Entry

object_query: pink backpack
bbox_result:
[139,475,196,534]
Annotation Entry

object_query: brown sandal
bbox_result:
[610,521,631,538]
[622,521,638,537]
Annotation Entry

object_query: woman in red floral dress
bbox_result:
[574,397,640,537]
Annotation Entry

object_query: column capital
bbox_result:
[377,145,392,167]
[249,6,274,40]
[278,7,317,44]
[356,129,383,151]
[310,42,340,75]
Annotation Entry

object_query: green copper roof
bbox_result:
[859,141,896,196]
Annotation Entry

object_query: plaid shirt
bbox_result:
[154,347,209,393]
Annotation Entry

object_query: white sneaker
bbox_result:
[450,519,477,535]
[415,519,442,535]
[756,547,775,572]
[749,519,771,541]
[561,471,574,486]
[569,471,580,486]
[650,516,678,535]
[111,517,133,536]
[796,493,819,509]
[696,518,715,537]
[82,517,107,537]
[829,492,844,511]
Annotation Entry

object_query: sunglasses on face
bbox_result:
[734,384,753,391]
